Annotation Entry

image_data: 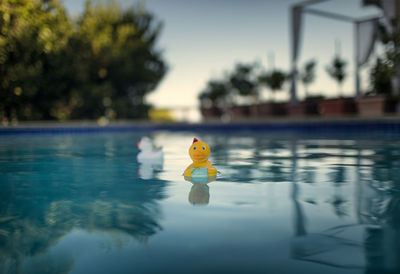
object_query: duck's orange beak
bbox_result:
[192,151,206,160]
[136,141,140,148]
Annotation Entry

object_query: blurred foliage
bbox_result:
[368,57,393,95]
[199,62,289,108]
[258,69,287,101]
[198,79,229,109]
[0,0,167,122]
[229,63,258,98]
[325,55,347,96]
[362,0,382,6]
[300,59,317,97]
[0,140,167,269]
[377,13,400,96]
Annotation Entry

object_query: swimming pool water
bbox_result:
[0,131,400,273]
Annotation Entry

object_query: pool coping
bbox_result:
[1,117,400,134]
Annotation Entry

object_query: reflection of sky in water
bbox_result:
[1,132,400,273]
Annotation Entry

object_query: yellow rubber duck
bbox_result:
[184,138,217,177]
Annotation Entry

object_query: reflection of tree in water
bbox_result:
[331,194,348,218]
[328,166,349,218]
[361,181,400,274]
[385,186,400,230]
[301,168,316,185]
[208,134,231,165]
[291,138,400,273]
[0,136,167,272]
[210,134,291,183]
[267,161,288,182]
[361,142,400,273]
[290,141,365,270]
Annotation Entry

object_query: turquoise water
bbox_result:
[0,132,400,273]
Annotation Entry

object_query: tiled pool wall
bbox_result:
[1,119,400,135]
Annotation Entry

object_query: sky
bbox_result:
[63,0,382,118]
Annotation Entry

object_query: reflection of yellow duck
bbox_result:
[183,138,217,177]
[188,183,210,205]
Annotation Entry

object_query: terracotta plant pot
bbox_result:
[319,98,357,116]
[200,107,222,120]
[287,99,321,117]
[229,105,250,119]
[255,103,274,117]
[255,102,288,117]
[272,102,288,116]
[287,102,307,117]
[305,97,322,115]
[356,95,396,116]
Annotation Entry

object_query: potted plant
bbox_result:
[257,69,287,116]
[320,55,356,116]
[357,12,400,116]
[356,58,396,116]
[228,63,259,118]
[366,1,400,112]
[302,60,317,99]
[198,80,228,121]
[288,59,319,116]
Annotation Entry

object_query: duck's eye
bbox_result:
[193,146,196,150]
[202,146,205,150]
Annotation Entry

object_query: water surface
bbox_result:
[0,132,399,273]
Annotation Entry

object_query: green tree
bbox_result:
[0,0,167,122]
[258,69,287,102]
[326,56,347,97]
[73,0,167,119]
[229,63,259,102]
[198,80,229,109]
[377,16,400,96]
[368,57,393,96]
[300,60,317,98]
[0,0,72,121]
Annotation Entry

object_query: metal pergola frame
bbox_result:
[290,0,382,102]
